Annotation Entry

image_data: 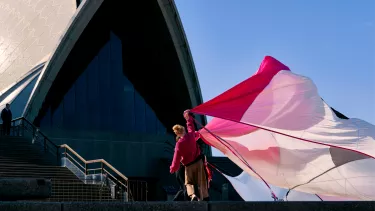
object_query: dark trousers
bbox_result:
[2,121,10,135]
[173,165,189,201]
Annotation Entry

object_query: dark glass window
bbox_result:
[76,0,81,8]
[10,76,38,118]
[39,32,166,134]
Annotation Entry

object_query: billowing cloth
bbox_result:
[222,170,354,201]
[192,56,375,200]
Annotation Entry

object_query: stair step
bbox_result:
[0,172,75,177]
[0,170,76,175]
[0,161,57,165]
[0,136,122,202]
[0,156,56,159]
[0,161,57,166]
[0,154,57,158]
[0,148,56,152]
[0,175,79,179]
[0,163,62,168]
[0,158,57,164]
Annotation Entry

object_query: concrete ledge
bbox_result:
[0,202,60,211]
[0,178,51,200]
[0,202,374,211]
[63,202,207,211]
[210,202,375,211]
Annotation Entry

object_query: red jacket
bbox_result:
[170,118,201,173]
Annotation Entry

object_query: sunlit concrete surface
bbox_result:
[0,0,76,90]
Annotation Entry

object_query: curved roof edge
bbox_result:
[26,0,206,122]
[0,64,43,112]
[157,0,207,126]
[23,0,104,121]
[0,61,45,101]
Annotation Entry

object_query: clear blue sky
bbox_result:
[175,0,375,157]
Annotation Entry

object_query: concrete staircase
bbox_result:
[0,136,115,201]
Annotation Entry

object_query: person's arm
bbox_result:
[186,117,196,134]
[1,109,4,121]
[194,131,201,141]
[184,111,200,141]
[170,144,182,173]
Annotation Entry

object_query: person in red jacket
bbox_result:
[170,110,209,201]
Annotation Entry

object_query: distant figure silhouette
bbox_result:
[1,103,12,136]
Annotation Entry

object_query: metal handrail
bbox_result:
[61,144,129,181]
[11,117,60,163]
[9,117,131,201]
[61,146,130,201]
[12,117,59,149]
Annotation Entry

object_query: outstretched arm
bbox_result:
[184,110,201,141]
[170,145,182,173]
[186,116,196,133]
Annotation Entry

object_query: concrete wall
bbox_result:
[0,202,373,211]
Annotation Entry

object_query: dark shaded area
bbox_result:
[0,178,51,201]
[321,98,349,120]
[331,107,349,120]
[31,0,211,201]
[127,177,158,201]
[37,31,167,134]
[34,0,199,134]
[173,165,189,201]
[329,147,368,167]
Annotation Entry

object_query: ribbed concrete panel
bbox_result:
[0,0,76,90]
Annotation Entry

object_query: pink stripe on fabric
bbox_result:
[191,56,290,121]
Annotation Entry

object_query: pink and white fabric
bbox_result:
[222,170,354,201]
[191,56,375,200]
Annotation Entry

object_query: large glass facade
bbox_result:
[11,76,39,118]
[39,32,166,134]
[0,75,39,123]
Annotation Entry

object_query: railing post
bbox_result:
[85,163,87,175]
[21,120,24,136]
[101,162,104,174]
[127,180,129,202]
[146,182,148,201]
[16,121,19,136]
[12,121,15,136]
[44,138,47,152]
[56,147,59,165]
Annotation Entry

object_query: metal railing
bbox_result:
[60,144,131,201]
[5,117,147,202]
[48,179,120,202]
[10,117,60,164]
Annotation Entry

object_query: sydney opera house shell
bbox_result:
[0,0,216,200]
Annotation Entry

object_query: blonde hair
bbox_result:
[172,124,185,135]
